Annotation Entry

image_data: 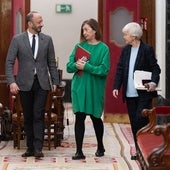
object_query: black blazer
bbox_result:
[113,41,161,102]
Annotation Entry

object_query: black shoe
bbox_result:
[72,152,86,160]
[34,150,44,158]
[131,154,137,160]
[95,149,105,157]
[22,149,34,157]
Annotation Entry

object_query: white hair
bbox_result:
[122,22,143,39]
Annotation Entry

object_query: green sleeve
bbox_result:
[66,44,79,73]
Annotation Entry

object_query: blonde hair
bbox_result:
[122,22,143,39]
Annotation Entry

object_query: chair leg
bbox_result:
[54,123,58,148]
[47,124,51,150]
[56,121,62,146]
[17,126,21,149]
[13,124,17,148]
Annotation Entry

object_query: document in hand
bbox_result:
[75,45,90,76]
[134,70,161,91]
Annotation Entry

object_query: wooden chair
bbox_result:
[0,103,4,139]
[0,102,8,149]
[0,102,3,114]
[52,81,66,145]
[0,103,3,127]
[12,94,24,149]
[12,91,59,150]
[136,106,170,170]
[44,91,59,150]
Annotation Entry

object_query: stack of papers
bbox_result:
[134,70,161,91]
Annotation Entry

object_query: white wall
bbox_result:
[156,0,166,97]
[31,0,98,79]
[31,0,166,97]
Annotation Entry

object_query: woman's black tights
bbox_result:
[75,112,104,153]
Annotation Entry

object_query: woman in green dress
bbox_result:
[66,18,110,160]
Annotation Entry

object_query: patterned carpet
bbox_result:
[0,104,141,170]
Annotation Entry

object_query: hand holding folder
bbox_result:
[134,70,161,91]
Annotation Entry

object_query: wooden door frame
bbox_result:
[0,0,30,108]
[140,0,155,49]
[98,0,103,38]
[0,0,12,107]
[98,0,156,48]
[97,0,156,122]
[25,0,30,28]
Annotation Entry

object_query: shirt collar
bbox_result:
[27,30,38,38]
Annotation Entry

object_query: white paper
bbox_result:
[134,70,161,91]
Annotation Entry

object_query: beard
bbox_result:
[32,26,42,34]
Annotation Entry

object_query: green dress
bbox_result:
[66,41,110,118]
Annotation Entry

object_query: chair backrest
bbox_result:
[12,91,54,117]
[155,106,170,115]
[45,91,55,123]
[155,106,170,125]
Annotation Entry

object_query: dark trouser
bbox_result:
[19,76,48,151]
[74,112,104,153]
[126,97,151,147]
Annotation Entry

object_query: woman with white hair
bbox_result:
[112,22,161,160]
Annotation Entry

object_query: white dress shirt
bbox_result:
[27,30,39,59]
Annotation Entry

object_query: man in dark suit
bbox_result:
[5,11,59,158]
[112,22,161,160]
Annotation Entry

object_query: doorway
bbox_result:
[98,0,156,122]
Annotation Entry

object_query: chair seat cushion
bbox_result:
[138,133,170,166]
[137,134,163,159]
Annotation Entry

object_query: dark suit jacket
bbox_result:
[5,31,59,91]
[113,41,161,102]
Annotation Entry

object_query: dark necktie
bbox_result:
[32,35,36,55]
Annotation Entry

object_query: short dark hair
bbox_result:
[80,18,102,42]
[26,11,38,23]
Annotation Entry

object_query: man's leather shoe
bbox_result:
[34,150,44,158]
[131,153,137,160]
[72,152,86,160]
[95,149,105,157]
[22,149,34,157]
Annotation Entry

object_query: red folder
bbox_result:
[75,45,90,76]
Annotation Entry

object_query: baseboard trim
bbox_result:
[104,113,130,123]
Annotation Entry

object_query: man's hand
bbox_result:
[52,85,57,92]
[10,82,20,94]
